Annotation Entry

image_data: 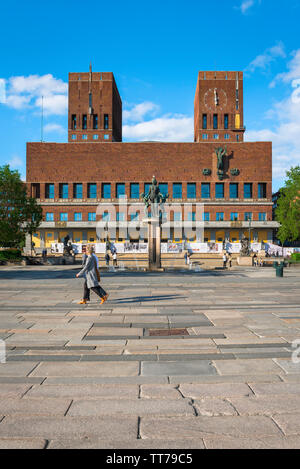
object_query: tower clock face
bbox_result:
[204,88,227,111]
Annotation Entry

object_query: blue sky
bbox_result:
[1,0,300,191]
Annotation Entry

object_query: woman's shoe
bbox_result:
[77,299,87,304]
[103,294,109,301]
[100,297,105,304]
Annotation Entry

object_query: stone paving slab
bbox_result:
[0,398,72,416]
[203,435,300,449]
[229,395,300,416]
[44,376,169,385]
[0,362,39,377]
[273,359,300,374]
[193,399,238,417]
[214,359,283,375]
[0,384,33,398]
[140,415,282,439]
[249,382,300,396]
[140,385,181,400]
[168,374,283,384]
[179,383,253,399]
[0,438,47,449]
[30,362,139,377]
[0,416,138,440]
[26,384,139,399]
[68,399,193,417]
[47,438,206,449]
[141,360,217,376]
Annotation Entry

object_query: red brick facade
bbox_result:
[26,68,277,248]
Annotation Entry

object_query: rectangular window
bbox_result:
[93,134,98,140]
[116,212,125,221]
[71,134,77,140]
[130,183,140,199]
[202,114,207,129]
[202,134,208,140]
[230,212,238,221]
[224,114,228,129]
[258,183,267,198]
[188,212,196,221]
[224,133,230,140]
[213,134,219,140]
[102,183,111,199]
[60,212,68,221]
[104,114,109,129]
[45,183,54,199]
[59,183,68,199]
[173,212,181,222]
[244,183,253,199]
[244,212,252,221]
[203,212,210,221]
[201,183,210,198]
[173,183,182,199]
[46,212,54,221]
[71,114,76,130]
[73,183,82,199]
[93,114,98,129]
[229,183,238,198]
[215,183,224,198]
[216,212,224,221]
[87,183,97,198]
[104,134,109,140]
[187,183,196,198]
[117,183,125,198]
[74,212,82,221]
[159,183,168,197]
[236,135,239,142]
[82,114,87,129]
[88,212,96,221]
[82,134,88,140]
[213,114,218,129]
[259,212,266,221]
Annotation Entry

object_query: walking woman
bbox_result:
[76,245,108,305]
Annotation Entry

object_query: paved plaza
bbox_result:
[0,265,300,449]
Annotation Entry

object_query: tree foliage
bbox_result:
[0,165,43,248]
[275,166,300,245]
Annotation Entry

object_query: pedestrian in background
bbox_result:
[105,252,110,267]
[77,245,108,305]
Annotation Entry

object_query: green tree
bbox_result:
[0,165,43,248]
[275,166,300,245]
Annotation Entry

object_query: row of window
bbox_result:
[202,114,230,130]
[202,133,240,141]
[71,134,110,141]
[43,182,267,200]
[71,114,109,130]
[45,211,267,222]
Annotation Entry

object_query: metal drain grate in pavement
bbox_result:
[149,328,189,336]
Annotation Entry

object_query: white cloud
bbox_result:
[123,101,159,122]
[43,123,65,134]
[123,114,193,142]
[8,155,24,169]
[0,79,6,103]
[245,42,286,74]
[246,50,300,186]
[240,0,255,14]
[270,49,300,87]
[4,74,68,115]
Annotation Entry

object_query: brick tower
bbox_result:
[194,71,245,143]
[68,64,122,143]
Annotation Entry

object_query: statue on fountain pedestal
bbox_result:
[141,175,169,217]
